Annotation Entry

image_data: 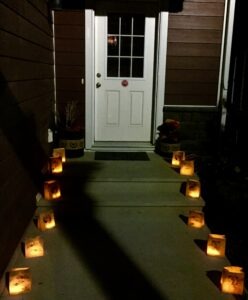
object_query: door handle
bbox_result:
[96,82,101,88]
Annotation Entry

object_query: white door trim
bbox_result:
[85,9,168,150]
[153,12,168,144]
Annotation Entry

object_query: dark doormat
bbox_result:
[95,152,150,161]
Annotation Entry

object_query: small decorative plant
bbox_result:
[57,101,83,133]
[157,118,180,144]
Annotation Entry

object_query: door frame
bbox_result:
[85,9,168,150]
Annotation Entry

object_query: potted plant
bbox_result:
[156,118,181,154]
[57,101,84,158]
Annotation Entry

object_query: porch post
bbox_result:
[153,11,168,143]
[85,9,95,149]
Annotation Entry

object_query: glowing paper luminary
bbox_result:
[53,147,66,163]
[207,234,226,257]
[171,151,185,167]
[9,267,31,295]
[186,179,201,199]
[188,210,205,228]
[37,210,56,231]
[44,180,61,200]
[49,156,63,174]
[221,266,245,295]
[24,236,44,258]
[180,160,194,176]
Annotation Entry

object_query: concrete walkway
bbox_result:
[0,152,239,299]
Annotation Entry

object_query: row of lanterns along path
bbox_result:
[171,150,245,296]
[4,148,245,296]
[6,148,66,296]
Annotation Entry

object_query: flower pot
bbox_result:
[59,130,84,158]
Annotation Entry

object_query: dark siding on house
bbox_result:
[54,11,85,130]
[165,0,225,106]
[0,0,54,277]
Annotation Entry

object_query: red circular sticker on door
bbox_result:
[122,80,128,87]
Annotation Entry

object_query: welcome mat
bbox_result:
[94,152,150,161]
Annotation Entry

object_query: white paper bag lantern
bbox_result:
[221,266,245,295]
[9,267,31,295]
[207,234,226,257]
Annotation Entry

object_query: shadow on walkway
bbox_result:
[53,160,168,300]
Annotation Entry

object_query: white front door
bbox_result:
[94,14,155,142]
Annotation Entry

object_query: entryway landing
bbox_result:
[90,141,155,152]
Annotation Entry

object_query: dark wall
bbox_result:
[0,0,54,277]
[54,10,85,131]
[165,0,225,106]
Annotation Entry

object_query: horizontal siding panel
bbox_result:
[56,65,84,78]
[176,2,225,17]
[55,52,84,66]
[168,15,224,30]
[8,79,54,102]
[0,0,52,35]
[0,57,54,81]
[165,94,217,106]
[19,96,52,120]
[167,42,221,57]
[55,25,85,39]
[165,82,218,95]
[56,78,84,91]
[168,29,222,44]
[0,30,53,64]
[0,3,52,50]
[56,90,84,102]
[166,69,219,83]
[54,11,85,25]
[28,0,50,17]
[55,39,84,52]
[167,56,220,70]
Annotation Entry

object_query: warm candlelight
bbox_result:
[37,210,56,231]
[44,180,61,200]
[24,236,44,258]
[221,266,245,295]
[180,160,194,176]
[207,234,226,257]
[171,151,185,167]
[185,179,201,199]
[9,267,31,295]
[188,210,205,228]
[49,156,63,174]
[53,147,66,162]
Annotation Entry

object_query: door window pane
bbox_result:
[120,58,131,77]
[132,58,144,78]
[108,16,119,34]
[121,37,131,56]
[133,37,144,56]
[121,16,132,34]
[107,58,119,77]
[133,16,145,35]
[108,36,119,56]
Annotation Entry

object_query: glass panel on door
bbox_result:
[107,14,145,78]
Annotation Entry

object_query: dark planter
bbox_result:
[59,130,84,158]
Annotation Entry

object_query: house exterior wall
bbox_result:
[165,0,225,106]
[53,11,85,131]
[0,0,54,277]
[162,0,225,155]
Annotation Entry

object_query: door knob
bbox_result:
[96,82,101,88]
